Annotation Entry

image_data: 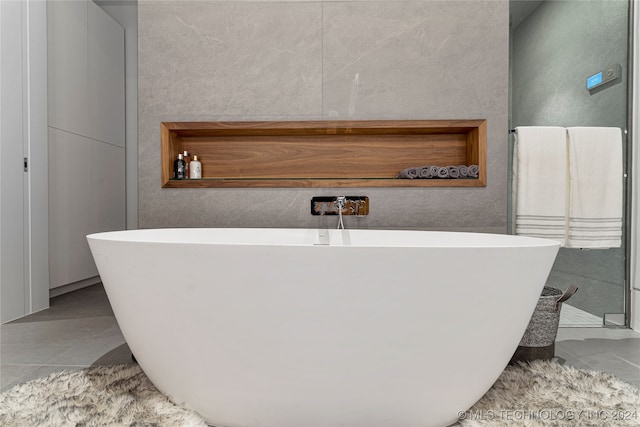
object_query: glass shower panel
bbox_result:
[509,0,629,326]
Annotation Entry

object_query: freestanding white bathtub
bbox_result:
[87,228,559,427]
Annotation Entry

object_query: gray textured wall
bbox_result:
[511,0,629,318]
[138,1,509,232]
[512,0,628,129]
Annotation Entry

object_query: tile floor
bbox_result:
[2,284,640,394]
[559,303,603,327]
[1,284,131,392]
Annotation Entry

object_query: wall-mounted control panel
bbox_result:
[586,64,621,91]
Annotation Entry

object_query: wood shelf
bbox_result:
[161,120,487,188]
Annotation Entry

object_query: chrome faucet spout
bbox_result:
[336,196,346,229]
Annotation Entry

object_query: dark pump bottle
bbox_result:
[174,153,186,179]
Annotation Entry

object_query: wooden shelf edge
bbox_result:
[162,178,486,189]
[161,119,487,133]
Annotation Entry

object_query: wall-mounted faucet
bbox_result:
[310,196,369,216]
[336,196,346,229]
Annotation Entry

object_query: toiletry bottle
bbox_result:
[182,151,191,179]
[174,153,186,179]
[190,155,202,179]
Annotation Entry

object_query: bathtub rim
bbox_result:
[87,227,561,249]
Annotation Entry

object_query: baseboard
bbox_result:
[49,276,102,298]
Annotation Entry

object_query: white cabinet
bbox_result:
[49,128,126,288]
[89,138,126,237]
[48,1,125,290]
[49,129,93,287]
[47,0,89,138]
[48,1,124,147]
[88,2,125,148]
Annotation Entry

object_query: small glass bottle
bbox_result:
[174,153,186,179]
[190,155,202,179]
[182,151,191,179]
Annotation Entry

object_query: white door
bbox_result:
[0,0,49,323]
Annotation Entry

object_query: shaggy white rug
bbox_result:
[0,364,207,427]
[1,360,639,426]
[459,360,640,427]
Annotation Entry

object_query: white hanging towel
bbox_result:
[566,127,623,249]
[513,126,568,245]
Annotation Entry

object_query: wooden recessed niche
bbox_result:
[161,120,486,188]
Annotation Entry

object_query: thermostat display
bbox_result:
[586,72,603,90]
[586,64,621,91]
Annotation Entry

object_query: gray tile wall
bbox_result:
[138,0,509,231]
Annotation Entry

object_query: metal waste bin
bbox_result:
[510,284,578,363]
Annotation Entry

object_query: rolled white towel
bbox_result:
[437,167,449,178]
[418,167,433,178]
[397,167,419,179]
